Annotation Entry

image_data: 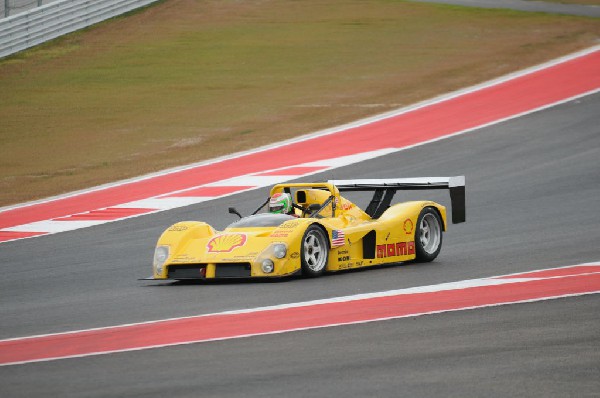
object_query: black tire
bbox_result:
[300,225,329,277]
[414,207,443,262]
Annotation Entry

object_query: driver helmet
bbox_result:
[269,193,292,214]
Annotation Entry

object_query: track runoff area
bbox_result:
[0,46,599,366]
[0,46,599,243]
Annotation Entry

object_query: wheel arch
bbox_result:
[309,222,331,249]
[426,205,447,232]
[157,221,216,251]
[380,201,448,232]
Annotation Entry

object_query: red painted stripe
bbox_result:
[1,267,598,366]
[163,186,254,198]
[53,208,153,221]
[497,265,600,279]
[0,231,47,242]
[255,166,328,176]
[1,50,599,230]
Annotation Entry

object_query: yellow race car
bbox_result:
[149,178,465,280]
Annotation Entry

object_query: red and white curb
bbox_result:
[1,45,599,243]
[0,149,396,238]
[1,262,598,367]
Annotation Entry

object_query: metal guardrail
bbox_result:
[2,1,59,19]
[0,0,160,58]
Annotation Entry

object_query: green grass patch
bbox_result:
[1,0,599,206]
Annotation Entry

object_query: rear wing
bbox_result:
[329,177,466,223]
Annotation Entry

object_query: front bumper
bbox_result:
[144,261,299,280]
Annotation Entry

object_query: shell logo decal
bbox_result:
[403,219,414,235]
[207,233,247,253]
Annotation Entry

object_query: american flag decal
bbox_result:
[331,230,345,247]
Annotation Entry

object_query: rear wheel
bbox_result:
[300,225,329,277]
[415,208,443,262]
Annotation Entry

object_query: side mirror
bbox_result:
[228,207,243,219]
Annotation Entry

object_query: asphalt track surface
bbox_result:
[1,82,599,395]
[411,0,600,17]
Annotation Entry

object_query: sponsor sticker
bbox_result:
[280,220,300,229]
[403,219,414,235]
[168,225,189,232]
[270,232,290,238]
[376,241,415,258]
[331,230,345,247]
[207,234,247,253]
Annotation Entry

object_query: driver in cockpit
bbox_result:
[268,193,295,215]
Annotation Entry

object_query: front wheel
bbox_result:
[300,225,329,277]
[415,208,443,262]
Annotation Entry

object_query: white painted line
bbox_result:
[204,175,303,187]
[112,197,212,210]
[300,148,399,167]
[2,220,107,233]
[2,261,598,343]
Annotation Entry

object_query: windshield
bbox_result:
[227,213,295,228]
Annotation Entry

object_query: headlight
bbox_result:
[261,259,275,273]
[153,245,170,275]
[256,243,287,274]
[273,243,287,259]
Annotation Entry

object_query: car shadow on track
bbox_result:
[139,260,432,286]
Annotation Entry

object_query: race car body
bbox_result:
[149,177,465,280]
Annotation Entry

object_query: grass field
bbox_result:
[1,0,599,207]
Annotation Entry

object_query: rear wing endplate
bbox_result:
[329,177,466,223]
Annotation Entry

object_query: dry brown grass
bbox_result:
[1,0,599,207]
